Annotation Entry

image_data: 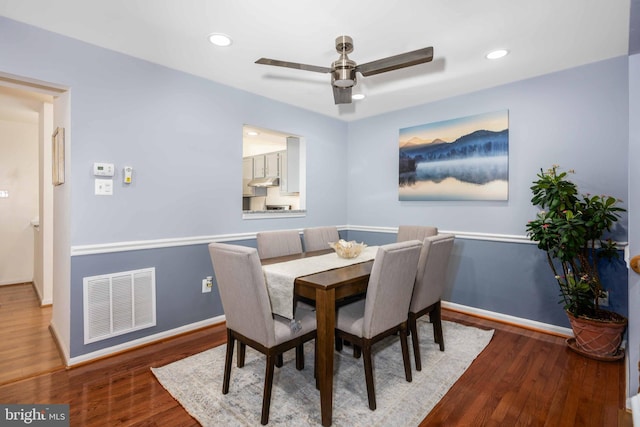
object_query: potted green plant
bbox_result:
[526,165,627,360]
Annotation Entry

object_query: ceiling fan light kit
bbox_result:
[256,35,434,105]
[332,62,357,88]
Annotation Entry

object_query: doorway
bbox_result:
[0,74,69,380]
[0,84,53,303]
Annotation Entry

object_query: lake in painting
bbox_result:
[399,110,509,201]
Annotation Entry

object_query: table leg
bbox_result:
[316,287,335,427]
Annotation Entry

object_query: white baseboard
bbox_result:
[49,320,70,365]
[64,302,573,367]
[442,301,573,337]
[67,315,226,367]
[0,278,33,286]
[30,279,52,306]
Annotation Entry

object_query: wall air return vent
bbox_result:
[83,267,156,344]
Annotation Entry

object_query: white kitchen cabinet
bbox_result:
[283,137,300,193]
[253,155,265,178]
[253,152,278,178]
[243,157,266,197]
[279,147,300,195]
[265,152,279,177]
[278,150,288,194]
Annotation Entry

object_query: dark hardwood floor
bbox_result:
[423,311,628,427]
[0,286,629,426]
[0,283,63,385]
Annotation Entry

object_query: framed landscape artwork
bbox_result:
[398,110,509,201]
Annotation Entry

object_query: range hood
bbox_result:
[248,176,280,187]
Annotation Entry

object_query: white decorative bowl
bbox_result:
[329,239,367,259]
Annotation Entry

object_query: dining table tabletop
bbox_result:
[261,248,376,426]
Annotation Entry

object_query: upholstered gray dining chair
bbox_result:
[303,226,340,252]
[396,225,438,242]
[208,243,317,425]
[334,240,422,411]
[256,229,303,260]
[408,233,455,371]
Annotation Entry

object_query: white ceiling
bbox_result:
[0,0,633,122]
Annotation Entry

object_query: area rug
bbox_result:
[151,319,494,426]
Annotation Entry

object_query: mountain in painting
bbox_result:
[400,136,448,149]
[400,129,508,163]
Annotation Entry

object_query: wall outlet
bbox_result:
[202,276,213,293]
[597,290,609,307]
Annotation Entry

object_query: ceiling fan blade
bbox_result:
[255,58,331,74]
[356,47,434,77]
[333,86,352,104]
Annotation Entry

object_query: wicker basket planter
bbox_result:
[566,310,627,361]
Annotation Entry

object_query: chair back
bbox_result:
[303,226,340,252]
[362,240,422,338]
[410,234,455,313]
[208,243,277,347]
[256,229,303,259]
[396,225,438,242]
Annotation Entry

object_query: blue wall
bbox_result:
[347,230,628,329]
[345,57,629,331]
[346,57,629,235]
[1,17,350,357]
[71,244,222,355]
[0,17,350,245]
[0,16,631,359]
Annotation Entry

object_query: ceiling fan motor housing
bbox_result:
[332,56,357,88]
[332,35,357,88]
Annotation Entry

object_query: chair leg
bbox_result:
[362,340,376,411]
[314,339,319,390]
[399,323,412,382]
[276,354,283,368]
[223,331,235,394]
[261,354,276,425]
[408,312,422,371]
[237,341,246,368]
[429,311,438,342]
[296,344,305,370]
[433,301,445,351]
[353,345,361,359]
[335,336,343,351]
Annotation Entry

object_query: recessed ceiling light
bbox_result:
[486,49,509,60]
[208,33,232,47]
[352,93,365,101]
[246,130,259,136]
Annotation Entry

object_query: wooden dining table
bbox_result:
[262,249,374,427]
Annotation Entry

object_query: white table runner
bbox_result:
[262,246,378,319]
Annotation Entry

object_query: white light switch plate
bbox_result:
[95,179,113,196]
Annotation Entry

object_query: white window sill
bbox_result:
[242,210,306,220]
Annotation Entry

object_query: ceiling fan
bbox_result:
[255,36,434,105]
